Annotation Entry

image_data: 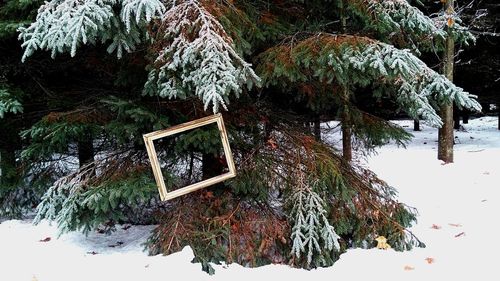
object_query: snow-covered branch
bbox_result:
[143,0,261,113]
[257,34,481,127]
[18,0,165,61]
[348,0,474,49]
[342,42,481,126]
[289,175,340,266]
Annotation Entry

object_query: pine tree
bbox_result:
[0,0,45,217]
[3,0,483,271]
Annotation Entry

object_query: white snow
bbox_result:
[1,116,499,281]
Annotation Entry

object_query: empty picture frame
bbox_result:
[143,113,236,201]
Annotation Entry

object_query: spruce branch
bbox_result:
[143,0,261,113]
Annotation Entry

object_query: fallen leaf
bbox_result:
[425,257,435,264]
[39,237,51,242]
[455,232,466,238]
[430,224,442,230]
[404,265,415,271]
[449,223,462,227]
[375,236,391,250]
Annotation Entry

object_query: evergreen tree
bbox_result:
[2,0,483,271]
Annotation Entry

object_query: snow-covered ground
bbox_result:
[1,116,499,281]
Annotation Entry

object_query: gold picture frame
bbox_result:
[143,113,236,201]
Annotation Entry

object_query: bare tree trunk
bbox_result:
[313,115,321,141]
[498,103,500,130]
[342,121,352,162]
[413,120,420,131]
[202,153,223,181]
[339,0,352,162]
[438,0,455,163]
[0,147,16,186]
[78,131,94,168]
[340,0,347,31]
[463,110,469,124]
[341,88,352,162]
[453,106,460,130]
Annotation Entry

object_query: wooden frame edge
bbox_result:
[143,114,236,201]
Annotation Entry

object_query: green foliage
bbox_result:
[35,170,158,234]
[0,87,23,118]
[257,34,481,127]
[228,160,270,201]
[102,96,170,145]
[20,115,100,161]
[174,126,222,156]
[348,108,413,151]
[0,0,41,38]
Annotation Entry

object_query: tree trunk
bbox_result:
[462,110,469,124]
[342,121,352,162]
[0,147,16,186]
[340,0,347,32]
[453,106,460,130]
[438,0,455,163]
[341,88,352,162]
[313,115,321,141]
[78,131,94,168]
[413,120,420,131]
[498,104,500,130]
[339,1,352,162]
[202,153,223,180]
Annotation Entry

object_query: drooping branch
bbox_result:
[257,34,481,127]
[18,0,165,60]
[143,0,261,113]
[347,0,474,50]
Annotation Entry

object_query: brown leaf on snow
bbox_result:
[455,232,466,238]
[430,224,442,230]
[375,236,391,250]
[425,257,435,264]
[39,237,51,242]
[404,265,415,271]
[449,223,462,227]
